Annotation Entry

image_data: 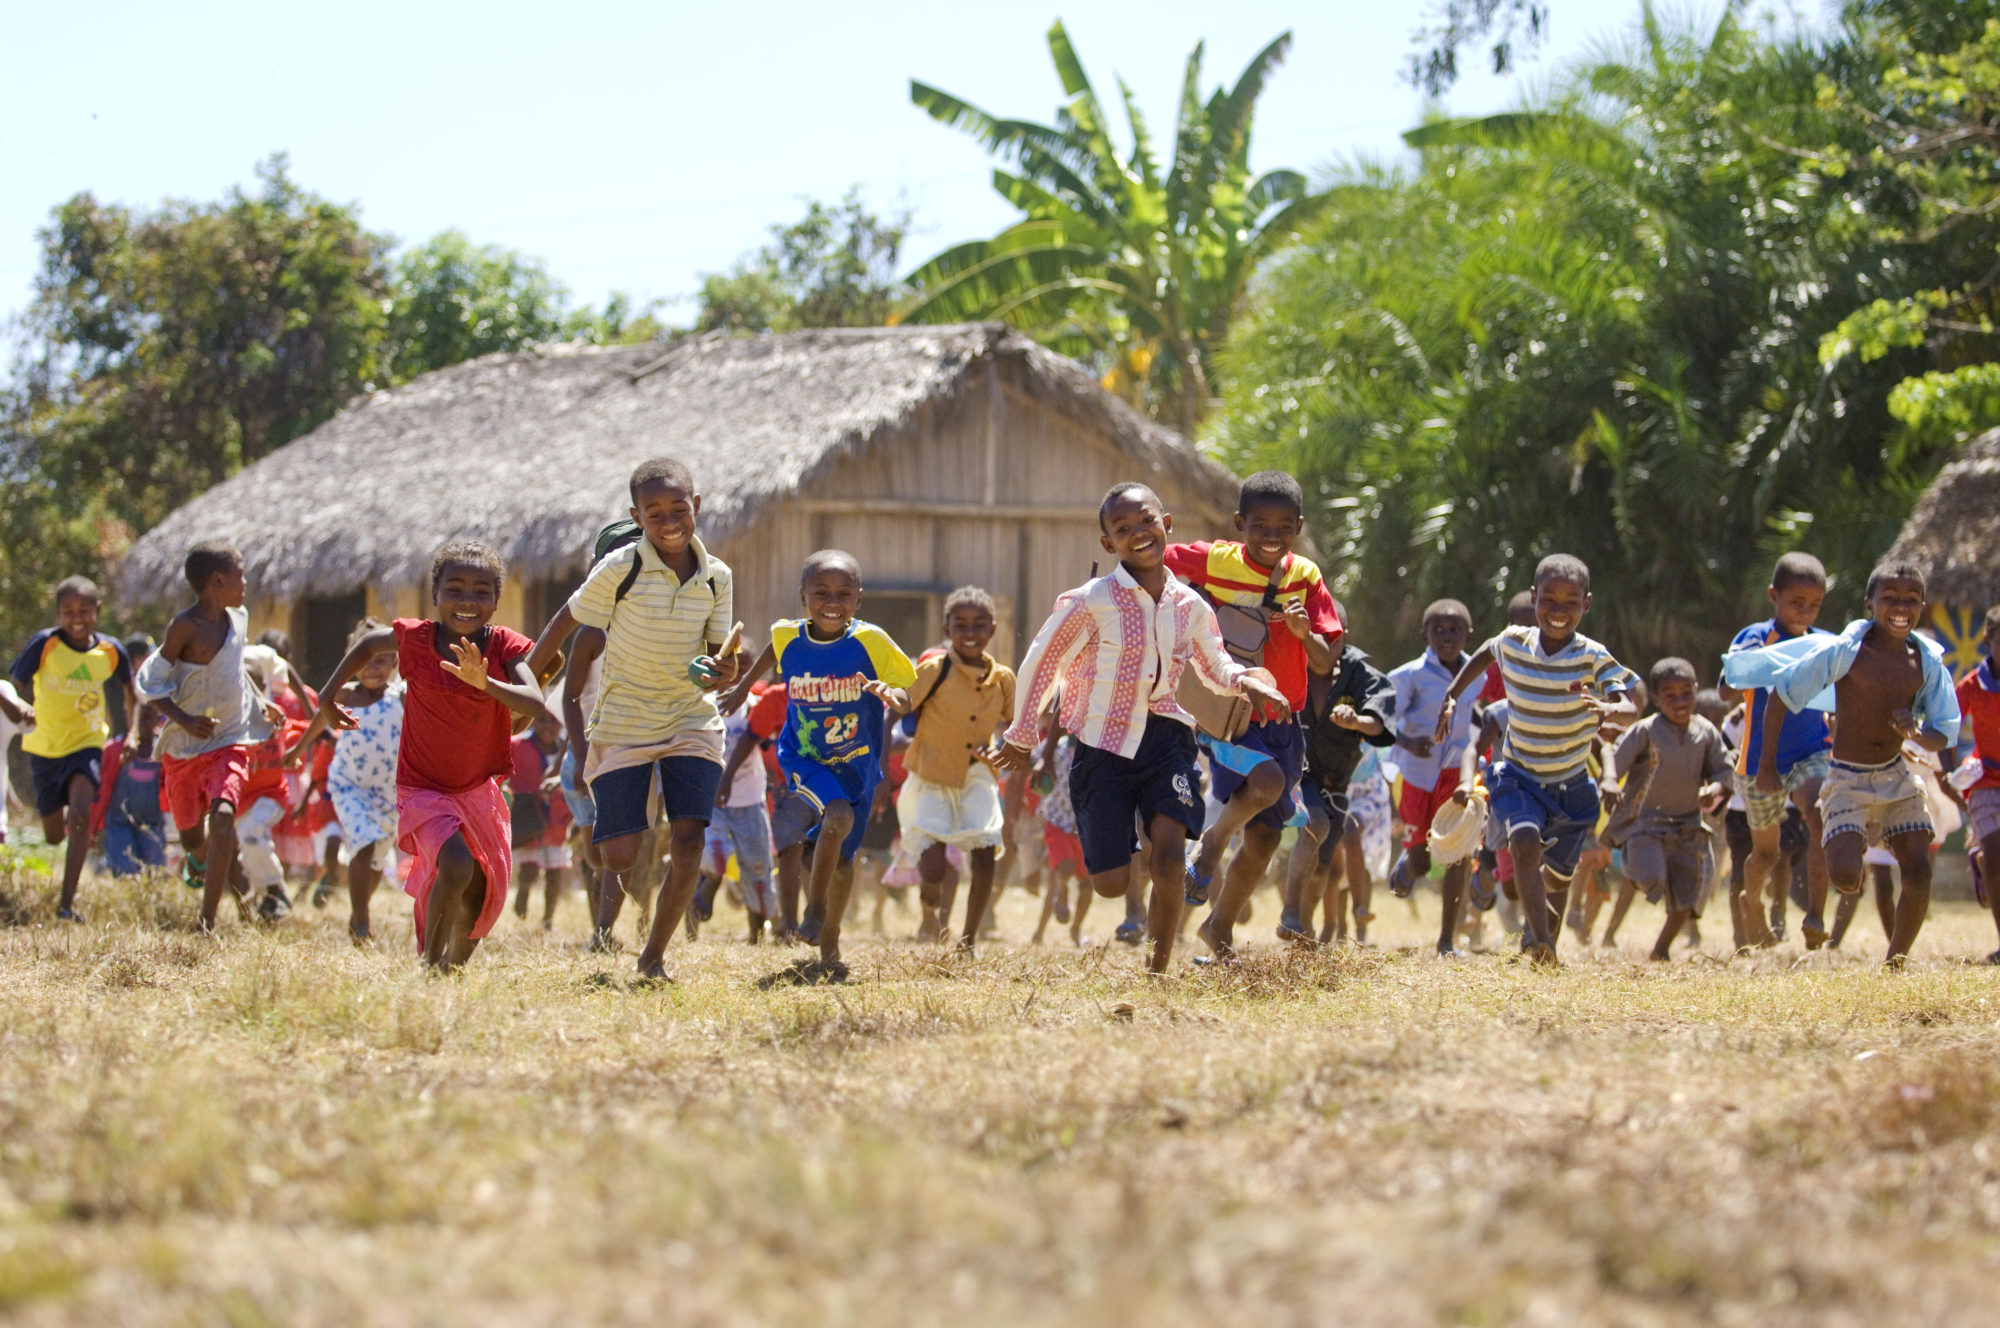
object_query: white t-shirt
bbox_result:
[721,710,766,808]
[0,679,23,833]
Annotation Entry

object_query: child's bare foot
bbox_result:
[633,957,674,985]
[1522,940,1561,968]
[1195,913,1234,960]
[1275,913,1314,946]
[1648,948,1671,962]
[1801,915,1827,950]
[587,928,621,954]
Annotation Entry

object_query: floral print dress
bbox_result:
[328,680,405,856]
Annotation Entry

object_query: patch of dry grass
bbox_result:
[1,858,1998,1325]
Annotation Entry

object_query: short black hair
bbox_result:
[1648,656,1698,692]
[1098,482,1160,532]
[1770,552,1827,593]
[1534,553,1591,594]
[183,542,242,593]
[1984,604,2000,636]
[1865,557,1926,600]
[54,575,101,607]
[430,538,506,593]
[1237,470,1303,518]
[257,628,293,659]
[943,585,997,620]
[122,634,154,661]
[1694,687,1728,723]
[629,457,695,503]
[800,548,861,586]
[1422,598,1472,630]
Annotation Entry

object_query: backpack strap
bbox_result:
[908,652,955,718]
[612,547,643,604]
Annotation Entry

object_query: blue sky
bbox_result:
[4,0,1686,323]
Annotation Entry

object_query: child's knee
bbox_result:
[665,821,706,861]
[597,834,641,873]
[820,799,856,837]
[436,834,476,880]
[1241,761,1285,806]
[1091,871,1127,899]
[1506,827,1541,858]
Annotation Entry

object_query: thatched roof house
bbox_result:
[1888,425,2000,676]
[121,324,1236,681]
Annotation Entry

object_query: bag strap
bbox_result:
[1257,552,1291,609]
[612,547,643,604]
[909,652,955,717]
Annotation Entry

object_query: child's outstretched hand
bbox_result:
[1330,702,1362,731]
[1239,672,1288,722]
[1600,785,1623,814]
[1891,708,1920,741]
[283,741,311,770]
[991,741,1033,772]
[1279,597,1312,641]
[862,679,906,713]
[260,697,285,727]
[1699,781,1728,814]
[688,653,740,692]
[1432,696,1457,744]
[439,639,489,692]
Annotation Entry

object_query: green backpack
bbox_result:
[590,520,719,604]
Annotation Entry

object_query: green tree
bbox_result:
[695,190,909,333]
[383,230,571,381]
[1407,1,1551,95]
[900,21,1329,431]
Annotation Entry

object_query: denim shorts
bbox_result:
[1486,761,1601,879]
[589,756,721,843]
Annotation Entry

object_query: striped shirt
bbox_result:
[567,534,732,744]
[1488,625,1636,783]
[1005,564,1247,760]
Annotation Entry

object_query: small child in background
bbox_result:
[290,618,403,944]
[724,550,916,982]
[1285,635,1397,945]
[311,541,549,970]
[91,705,169,876]
[237,710,312,921]
[1387,601,1479,927]
[4,576,137,920]
[707,673,781,942]
[1952,607,2000,965]
[136,544,278,934]
[1603,658,1732,961]
[509,715,571,929]
[0,675,25,846]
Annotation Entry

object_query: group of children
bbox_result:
[4,457,1994,976]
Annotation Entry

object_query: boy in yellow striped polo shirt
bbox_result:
[528,458,741,981]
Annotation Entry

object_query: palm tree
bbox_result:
[899,21,1330,432]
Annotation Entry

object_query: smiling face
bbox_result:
[55,592,100,644]
[945,603,995,662]
[800,566,862,639]
[631,479,700,562]
[1235,501,1302,571]
[531,714,563,751]
[208,557,247,610]
[1867,576,1926,641]
[1423,613,1470,664]
[1654,676,1696,726]
[1533,575,1591,645]
[433,562,500,638]
[1099,492,1172,571]
[1767,579,1826,637]
[357,651,397,692]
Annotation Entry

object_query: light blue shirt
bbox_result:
[1720,618,1961,750]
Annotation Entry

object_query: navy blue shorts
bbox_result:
[588,756,722,844]
[1487,761,1601,879]
[1070,717,1204,877]
[30,749,102,817]
[1203,718,1305,831]
[769,755,878,861]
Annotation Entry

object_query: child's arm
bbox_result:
[310,627,398,733]
[1328,700,1385,738]
[526,601,580,689]
[719,642,776,717]
[142,616,218,739]
[1450,714,1497,805]
[1433,644,1498,743]
[440,642,549,723]
[997,595,1094,768]
[862,679,911,713]
[90,740,121,836]
[0,685,29,727]
[1893,708,1952,753]
[717,728,760,807]
[284,703,334,768]
[561,626,604,773]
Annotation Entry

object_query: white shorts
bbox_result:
[521,842,572,872]
[897,765,1005,854]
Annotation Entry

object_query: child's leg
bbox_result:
[1651,908,1691,960]
[1316,831,1344,945]
[1066,866,1091,944]
[1737,819,1786,949]
[542,863,567,929]
[958,847,997,952]
[1143,814,1189,974]
[1280,802,1331,941]
[916,842,948,942]
[1601,880,1636,945]
[348,841,381,942]
[424,831,480,971]
[591,864,625,947]
[806,799,857,962]
[776,844,804,940]
[198,803,239,932]
[1871,861,1897,938]
[636,818,707,979]
[1202,821,1283,958]
[1980,833,2000,958]
[1435,859,1469,955]
[1342,822,1373,943]
[513,861,541,918]
[1189,754,1284,898]
[57,771,93,916]
[1032,863,1057,943]
[1508,827,1554,956]
[1793,775,1831,946]
[1883,830,1933,965]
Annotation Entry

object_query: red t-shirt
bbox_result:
[508,733,551,797]
[1956,660,2000,791]
[393,618,533,795]
[1162,541,1343,710]
[1478,661,1507,705]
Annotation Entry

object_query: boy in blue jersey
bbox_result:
[1720,552,1834,949]
[723,550,915,980]
[1436,554,1637,965]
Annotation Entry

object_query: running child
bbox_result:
[509,715,571,928]
[996,484,1286,975]
[1723,559,1959,965]
[91,705,169,876]
[135,545,279,933]
[1602,658,1731,961]
[1956,606,2000,964]
[1166,472,1343,958]
[528,459,739,981]
[1435,554,1638,964]
[1722,553,1836,948]
[882,587,1016,954]
[288,619,403,944]
[4,576,136,919]
[311,541,549,970]
[1387,601,1479,931]
[1283,637,1397,944]
[723,550,916,981]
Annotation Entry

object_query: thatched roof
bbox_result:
[1887,426,2000,607]
[119,324,1234,604]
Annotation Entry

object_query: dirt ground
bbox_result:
[1,862,1996,1327]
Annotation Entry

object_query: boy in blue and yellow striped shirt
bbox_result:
[1435,554,1637,964]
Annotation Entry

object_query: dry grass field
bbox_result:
[1,859,1997,1327]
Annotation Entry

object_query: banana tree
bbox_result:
[899,21,1330,431]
